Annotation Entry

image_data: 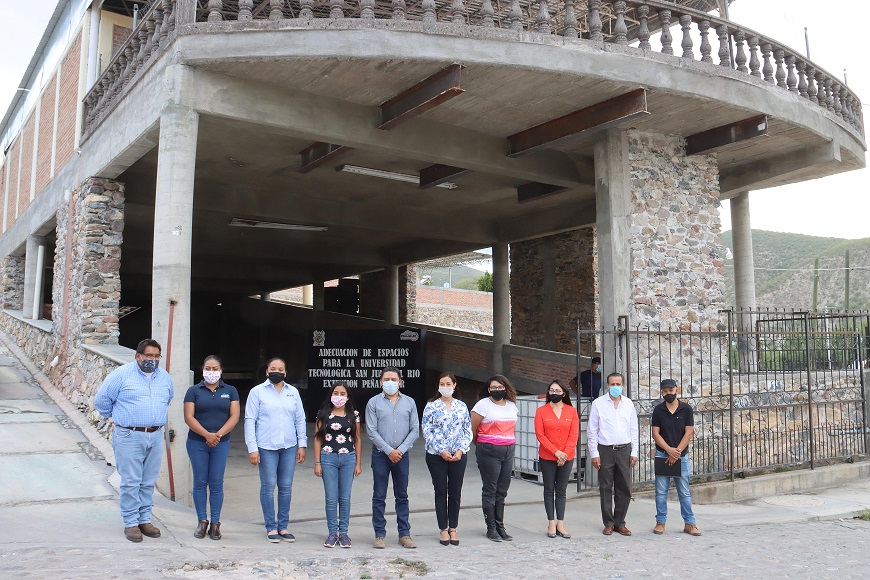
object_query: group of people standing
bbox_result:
[95,339,700,546]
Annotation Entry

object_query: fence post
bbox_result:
[859,328,869,455]
[803,312,815,469]
[727,308,735,482]
[576,320,582,493]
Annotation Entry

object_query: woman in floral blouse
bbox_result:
[422,372,473,546]
[313,382,362,548]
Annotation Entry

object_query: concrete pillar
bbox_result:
[385,265,400,326]
[312,282,325,311]
[151,106,198,504]
[23,235,45,319]
[302,284,313,306]
[594,129,632,375]
[492,243,510,373]
[86,4,103,89]
[730,191,757,371]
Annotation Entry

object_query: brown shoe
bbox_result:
[615,525,632,536]
[208,522,222,540]
[138,523,161,538]
[603,525,614,535]
[194,520,208,539]
[398,535,417,548]
[653,522,665,535]
[683,523,702,536]
[124,526,143,542]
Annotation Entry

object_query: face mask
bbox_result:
[609,385,623,398]
[382,380,400,395]
[595,364,602,373]
[439,387,454,398]
[489,389,506,401]
[331,395,348,408]
[139,359,158,373]
[203,370,221,384]
[547,393,563,404]
[267,372,285,384]
[663,393,677,404]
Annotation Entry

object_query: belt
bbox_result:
[600,443,630,450]
[119,425,162,433]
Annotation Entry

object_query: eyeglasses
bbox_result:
[548,391,564,395]
[140,354,162,360]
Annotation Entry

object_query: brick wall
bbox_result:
[55,33,82,172]
[508,353,576,386]
[111,25,132,56]
[35,74,57,195]
[416,286,493,308]
[4,142,19,231]
[428,336,489,368]
[17,115,35,216]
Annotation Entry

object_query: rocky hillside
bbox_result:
[722,230,870,311]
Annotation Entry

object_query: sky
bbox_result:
[0,0,867,240]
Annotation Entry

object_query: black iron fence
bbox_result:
[572,309,869,490]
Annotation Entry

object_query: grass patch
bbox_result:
[389,558,430,577]
[856,508,870,521]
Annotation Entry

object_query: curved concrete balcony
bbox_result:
[72,0,865,296]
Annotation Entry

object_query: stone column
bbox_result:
[594,129,632,375]
[23,235,45,319]
[385,265,400,327]
[730,191,757,371]
[0,255,25,310]
[399,264,417,325]
[151,106,198,504]
[492,243,510,373]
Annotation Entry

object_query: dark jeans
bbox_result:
[539,457,572,521]
[475,442,514,509]
[371,450,410,537]
[597,444,632,527]
[186,438,230,521]
[425,453,468,530]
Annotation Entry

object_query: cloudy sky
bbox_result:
[0,0,866,239]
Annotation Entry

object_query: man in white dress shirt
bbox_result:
[588,372,639,536]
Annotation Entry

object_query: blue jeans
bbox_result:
[321,452,356,535]
[112,427,163,527]
[186,438,230,521]
[654,450,696,524]
[371,450,410,537]
[258,446,298,532]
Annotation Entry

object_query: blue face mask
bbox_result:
[382,380,400,395]
[609,385,623,398]
[139,359,158,373]
[595,364,602,373]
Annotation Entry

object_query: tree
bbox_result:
[476,271,493,293]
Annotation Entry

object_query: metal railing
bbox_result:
[574,308,869,490]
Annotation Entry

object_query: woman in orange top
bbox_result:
[534,379,579,539]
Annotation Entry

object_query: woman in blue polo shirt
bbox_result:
[184,355,240,540]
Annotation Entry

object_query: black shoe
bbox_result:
[494,503,513,541]
[194,520,208,539]
[483,506,502,542]
[448,528,459,546]
[439,530,449,546]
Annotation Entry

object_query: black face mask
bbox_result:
[547,393,563,404]
[267,372,285,385]
[489,390,506,401]
[663,393,677,403]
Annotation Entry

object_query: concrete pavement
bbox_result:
[2,335,870,578]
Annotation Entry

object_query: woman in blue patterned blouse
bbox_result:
[422,372,473,546]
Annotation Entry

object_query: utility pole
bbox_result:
[845,250,851,310]
[812,258,819,312]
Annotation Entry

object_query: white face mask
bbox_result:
[438,387,454,398]
[382,380,400,395]
[203,370,221,384]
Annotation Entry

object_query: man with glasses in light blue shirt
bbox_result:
[95,339,174,543]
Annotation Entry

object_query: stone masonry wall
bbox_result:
[511,227,597,354]
[400,264,417,324]
[1,256,25,310]
[49,177,124,434]
[627,131,725,330]
[414,305,493,334]
[2,312,54,372]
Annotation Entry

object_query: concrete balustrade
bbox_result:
[80,0,862,140]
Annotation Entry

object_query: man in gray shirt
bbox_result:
[366,366,419,549]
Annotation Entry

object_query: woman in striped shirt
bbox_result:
[470,374,518,542]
